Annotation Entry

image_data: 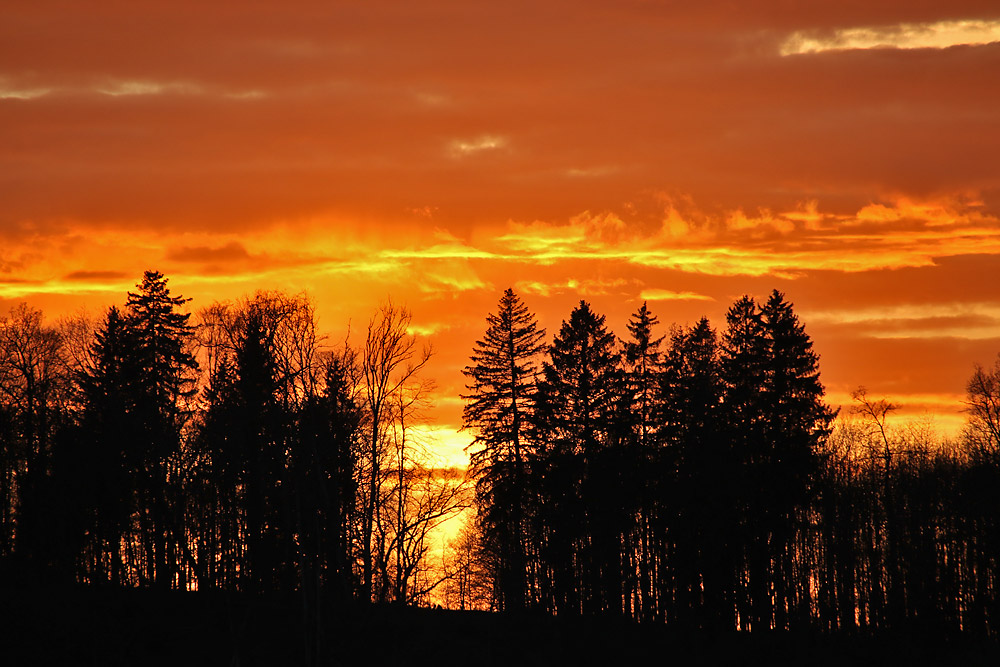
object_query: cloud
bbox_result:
[781,19,1000,55]
[448,135,507,157]
[516,278,631,297]
[166,242,252,263]
[803,302,1000,340]
[95,79,200,97]
[640,289,714,302]
[406,322,451,337]
[63,270,129,281]
[486,195,1000,278]
[0,86,51,100]
[407,424,472,469]
[417,270,490,297]
[564,166,619,178]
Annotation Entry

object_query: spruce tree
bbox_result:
[72,272,198,587]
[533,300,623,614]
[462,288,545,611]
[622,302,664,449]
[619,302,665,619]
[534,301,621,459]
[76,306,138,585]
[759,289,835,627]
[660,317,732,628]
[125,270,198,588]
[721,291,834,629]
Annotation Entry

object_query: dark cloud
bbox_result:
[166,242,251,263]
[63,270,128,281]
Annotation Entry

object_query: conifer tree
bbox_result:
[68,272,199,587]
[75,306,138,585]
[462,288,545,611]
[125,270,198,588]
[533,300,623,614]
[535,301,621,459]
[721,291,834,629]
[622,302,664,449]
[660,317,731,628]
[759,290,835,626]
[619,302,665,618]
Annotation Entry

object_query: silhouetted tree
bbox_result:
[74,306,143,585]
[359,300,459,604]
[964,355,1000,461]
[619,302,665,620]
[443,512,494,610]
[659,317,731,629]
[462,288,545,611]
[196,290,324,592]
[721,291,834,629]
[533,300,624,614]
[124,270,199,588]
[0,304,69,572]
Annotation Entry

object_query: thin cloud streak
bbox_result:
[781,19,1000,55]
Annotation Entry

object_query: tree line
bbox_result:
[2,272,998,637]
[0,271,468,608]
[461,288,1000,635]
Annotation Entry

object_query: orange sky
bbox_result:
[3,1,1000,460]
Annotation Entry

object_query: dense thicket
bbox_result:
[463,290,1000,635]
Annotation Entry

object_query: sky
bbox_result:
[3,1,1000,462]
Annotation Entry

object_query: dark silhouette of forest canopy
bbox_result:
[1,271,999,641]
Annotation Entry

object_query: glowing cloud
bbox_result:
[486,196,1000,278]
[516,278,631,297]
[448,135,507,157]
[96,79,200,97]
[781,19,1000,55]
[640,289,714,302]
[803,303,1000,341]
[0,86,51,100]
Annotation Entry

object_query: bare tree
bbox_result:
[198,290,325,411]
[358,300,432,602]
[0,304,68,558]
[851,386,899,470]
[964,356,1000,459]
[442,512,495,610]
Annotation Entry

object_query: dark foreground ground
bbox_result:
[2,587,998,666]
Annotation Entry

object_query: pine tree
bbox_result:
[759,290,835,627]
[622,302,664,448]
[76,306,141,585]
[535,301,621,460]
[125,270,198,428]
[125,270,198,588]
[462,288,545,611]
[70,272,199,587]
[660,317,731,628]
[533,300,623,614]
[721,291,834,629]
[619,302,665,619]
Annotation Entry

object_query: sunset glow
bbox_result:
[3,1,1000,448]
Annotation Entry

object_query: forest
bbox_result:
[1,271,999,641]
